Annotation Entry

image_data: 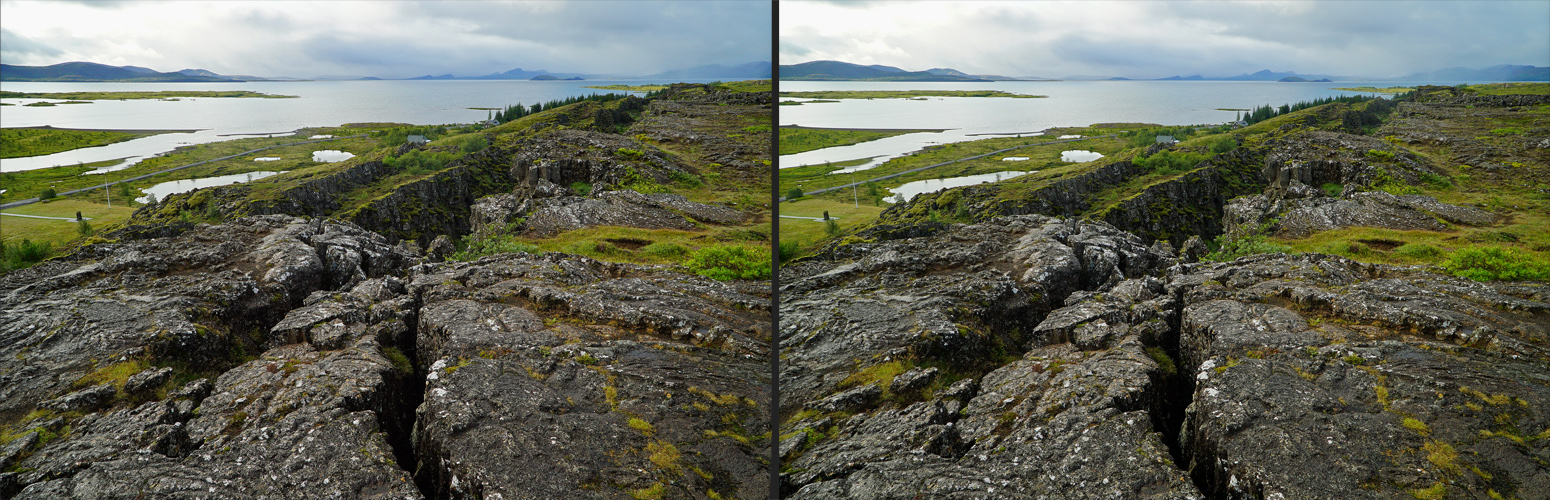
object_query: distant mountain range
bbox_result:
[780,60,1550,83]
[0,61,773,82]
[780,60,1001,81]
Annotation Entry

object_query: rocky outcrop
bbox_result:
[781,212,1550,499]
[1172,253,1550,499]
[522,191,750,237]
[0,216,418,498]
[408,252,771,499]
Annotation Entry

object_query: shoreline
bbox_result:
[2,125,203,134]
[779,124,950,133]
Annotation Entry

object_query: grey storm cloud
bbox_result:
[0,27,63,59]
[1,1,771,79]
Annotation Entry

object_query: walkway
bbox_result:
[782,134,1114,201]
[0,134,365,210]
[0,213,91,221]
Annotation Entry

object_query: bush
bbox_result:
[77,220,93,236]
[824,219,841,236]
[450,233,539,261]
[2,239,53,272]
[459,134,489,153]
[1441,247,1550,281]
[669,171,702,188]
[685,244,771,281]
[778,240,801,263]
[39,188,56,200]
[1210,135,1238,154]
[785,187,803,200]
[1321,183,1344,197]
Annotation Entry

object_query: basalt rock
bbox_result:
[1171,253,1550,499]
[0,216,420,499]
[407,252,771,499]
[521,191,749,238]
[782,210,1550,499]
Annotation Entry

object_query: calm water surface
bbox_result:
[780,80,1481,170]
[889,170,1031,202]
[1,79,713,172]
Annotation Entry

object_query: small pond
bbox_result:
[312,150,354,162]
[1002,156,1029,161]
[137,171,285,204]
[309,135,334,139]
[254,157,282,162]
[888,171,1031,202]
[1058,135,1082,139]
[1061,150,1104,162]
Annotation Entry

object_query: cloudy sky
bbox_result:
[1,1,771,79]
[781,1,1550,79]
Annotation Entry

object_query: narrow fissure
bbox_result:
[389,296,434,499]
[1154,291,1193,471]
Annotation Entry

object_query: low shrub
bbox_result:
[640,242,689,259]
[1,239,53,272]
[1441,247,1550,282]
[686,244,771,281]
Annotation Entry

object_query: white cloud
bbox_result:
[780,0,1550,79]
[0,0,771,78]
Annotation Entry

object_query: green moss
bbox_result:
[628,417,656,436]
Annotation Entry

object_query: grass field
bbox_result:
[779,90,1044,99]
[778,196,886,257]
[1332,87,1415,94]
[779,127,941,155]
[583,84,668,92]
[0,198,136,246]
[1,128,190,158]
[0,90,295,100]
[1464,82,1550,95]
[0,129,378,204]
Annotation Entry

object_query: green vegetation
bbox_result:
[1242,95,1377,126]
[1331,87,1416,94]
[0,90,294,100]
[1,128,189,159]
[779,90,1044,99]
[1,239,53,272]
[685,244,771,280]
[779,127,938,155]
[1461,82,1550,95]
[1440,247,1550,282]
[491,93,632,124]
[583,84,668,92]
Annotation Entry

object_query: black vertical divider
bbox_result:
[768,1,782,497]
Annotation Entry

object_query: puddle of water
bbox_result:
[255,157,282,162]
[1003,156,1029,161]
[1061,150,1104,162]
[80,157,148,175]
[137,171,285,204]
[1058,135,1082,139]
[309,135,334,139]
[312,150,354,162]
[888,170,1031,202]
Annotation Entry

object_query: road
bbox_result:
[782,134,1115,201]
[0,134,365,210]
[0,213,91,221]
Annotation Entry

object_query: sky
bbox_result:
[0,0,772,79]
[780,1,1550,79]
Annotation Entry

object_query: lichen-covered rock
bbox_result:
[522,191,748,237]
[407,252,771,499]
[1170,253,1550,499]
[0,216,418,498]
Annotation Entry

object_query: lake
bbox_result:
[889,170,1031,202]
[779,80,1484,170]
[1,78,720,172]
